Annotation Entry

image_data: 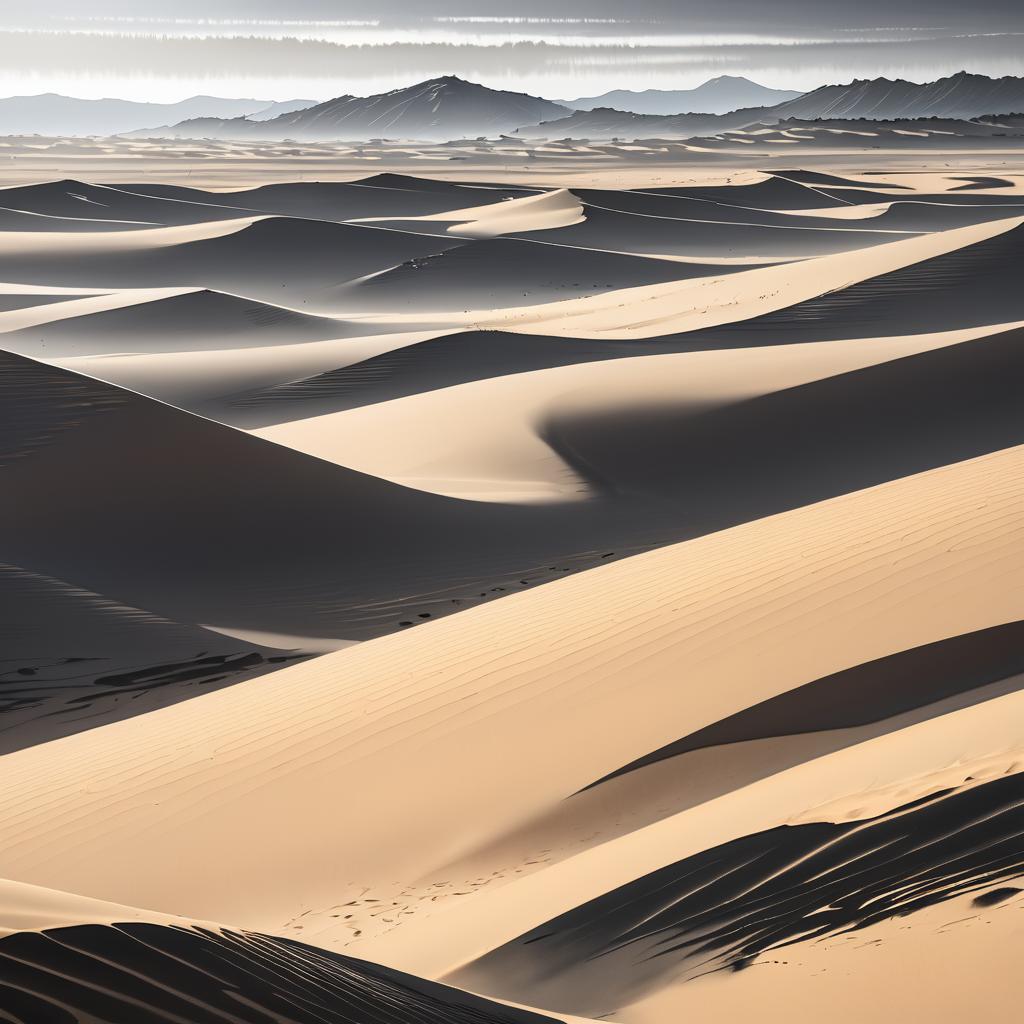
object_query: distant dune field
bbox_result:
[2,162,1023,1022]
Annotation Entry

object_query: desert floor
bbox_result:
[1,152,1023,1022]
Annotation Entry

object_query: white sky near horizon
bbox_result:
[1,11,1022,103]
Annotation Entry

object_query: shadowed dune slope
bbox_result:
[513,203,911,260]
[642,173,1024,209]
[0,177,533,230]
[0,217,467,307]
[5,318,1023,640]
[539,326,1024,509]
[693,218,1024,343]
[0,563,310,756]
[0,926,564,1024]
[113,177,536,222]
[766,169,916,190]
[0,440,1020,936]
[0,180,253,229]
[580,187,1024,233]
[334,237,730,314]
[456,774,1024,1017]
[0,880,561,1024]
[582,619,1024,790]
[638,175,854,210]
[224,330,674,423]
[2,288,359,356]
[0,351,672,642]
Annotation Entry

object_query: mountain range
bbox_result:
[768,71,1024,121]
[558,76,802,115]
[6,71,1024,144]
[519,71,1024,140]
[0,94,316,137]
[130,77,571,143]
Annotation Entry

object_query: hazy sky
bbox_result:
[4,2,1023,102]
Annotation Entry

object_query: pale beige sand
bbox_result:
[0,135,1022,188]
[54,328,449,411]
[440,687,1024,992]
[258,317,1024,497]
[254,322,1017,502]
[1,443,1020,958]
[0,878,205,939]
[2,161,1023,1023]
[625,891,1024,1024]
[358,215,1024,339]
[353,187,585,237]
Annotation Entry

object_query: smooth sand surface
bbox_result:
[1,442,1020,936]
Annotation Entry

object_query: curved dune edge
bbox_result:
[625,887,1023,1024]
[2,167,1022,1023]
[0,562,314,755]
[0,878,203,939]
[53,328,451,412]
[0,879,566,1024]
[479,215,1024,338]
[252,322,1019,502]
[453,769,1024,1016]
[380,684,1024,981]
[353,188,585,237]
[336,213,1023,339]
[0,441,1021,950]
[581,619,1024,790]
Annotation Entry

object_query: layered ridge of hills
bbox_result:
[4,72,1024,146]
[80,72,1024,144]
[133,77,571,142]
[0,93,316,137]
[516,72,1024,141]
[559,75,802,115]
[769,71,1024,121]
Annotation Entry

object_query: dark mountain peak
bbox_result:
[148,76,570,141]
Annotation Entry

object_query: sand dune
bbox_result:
[2,288,359,356]
[585,619,1024,790]
[627,888,1023,1024]
[0,179,252,229]
[333,237,727,316]
[1,440,1020,942]
[1,350,693,642]
[514,201,918,261]
[693,217,1024,343]
[0,214,467,310]
[456,767,1024,1016]
[0,879,561,1024]
[3,163,1021,1022]
[8,315,1016,645]
[1,176,534,228]
[480,214,1023,338]
[254,323,1020,502]
[0,562,311,754]
[54,328,447,416]
[354,187,583,237]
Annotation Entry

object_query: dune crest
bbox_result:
[2,163,1021,1021]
